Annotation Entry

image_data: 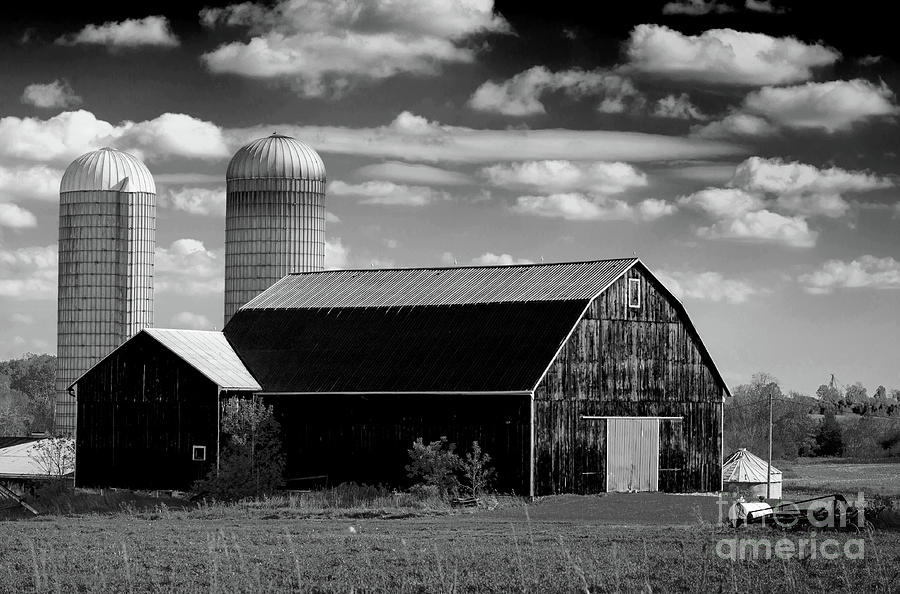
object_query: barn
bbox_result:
[72,258,730,495]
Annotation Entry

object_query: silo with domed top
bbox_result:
[224,133,326,326]
[56,147,156,436]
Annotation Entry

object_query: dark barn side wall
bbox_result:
[75,333,220,490]
[268,394,530,493]
[533,265,724,495]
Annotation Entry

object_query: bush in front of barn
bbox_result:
[406,437,495,500]
[193,398,285,501]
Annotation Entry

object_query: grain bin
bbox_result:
[223,134,326,326]
[56,148,156,435]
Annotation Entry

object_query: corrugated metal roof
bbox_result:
[225,301,588,393]
[722,448,782,484]
[243,258,638,310]
[144,329,261,391]
[0,439,74,478]
[60,147,156,194]
[227,134,326,182]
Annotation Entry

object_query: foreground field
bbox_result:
[1,494,898,593]
[781,460,900,498]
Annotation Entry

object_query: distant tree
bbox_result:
[874,385,888,402]
[890,389,900,402]
[815,410,844,456]
[0,354,56,433]
[193,397,285,501]
[816,384,842,404]
[844,382,868,405]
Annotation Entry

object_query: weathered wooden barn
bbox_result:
[73,258,730,495]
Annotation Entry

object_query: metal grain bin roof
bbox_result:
[227,134,326,182]
[723,449,782,483]
[243,258,638,310]
[60,147,156,194]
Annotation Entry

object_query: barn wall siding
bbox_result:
[534,265,724,495]
[269,394,530,494]
[75,333,220,490]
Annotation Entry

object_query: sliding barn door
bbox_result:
[606,418,659,492]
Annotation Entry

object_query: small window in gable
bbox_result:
[627,278,641,309]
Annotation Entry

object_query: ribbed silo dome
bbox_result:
[60,147,156,194]
[227,134,326,181]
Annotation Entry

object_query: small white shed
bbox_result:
[722,448,782,499]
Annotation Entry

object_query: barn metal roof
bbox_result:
[227,134,326,182]
[243,258,638,309]
[722,448,782,484]
[60,147,156,194]
[143,329,261,391]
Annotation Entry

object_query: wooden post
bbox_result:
[767,386,773,500]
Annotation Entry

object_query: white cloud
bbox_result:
[662,1,732,15]
[0,204,37,229]
[745,0,781,12]
[470,253,533,266]
[325,237,349,269]
[468,66,641,116]
[653,94,707,120]
[692,113,778,139]
[326,211,341,224]
[698,209,816,247]
[0,245,57,299]
[624,25,839,86]
[657,270,759,303]
[678,187,764,218]
[201,0,508,97]
[513,193,676,222]
[56,16,179,48]
[354,161,473,186]
[171,311,213,330]
[159,186,226,216]
[9,313,34,324]
[482,160,647,194]
[799,256,900,294]
[230,110,745,164]
[328,180,447,206]
[742,79,898,132]
[154,173,223,184]
[155,239,223,295]
[0,110,229,165]
[21,80,82,109]
[0,165,63,201]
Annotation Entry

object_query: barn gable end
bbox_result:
[532,263,726,495]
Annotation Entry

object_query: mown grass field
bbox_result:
[781,460,900,499]
[1,492,898,593]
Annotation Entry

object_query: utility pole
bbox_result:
[767,384,773,500]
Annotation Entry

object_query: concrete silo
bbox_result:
[56,147,156,436]
[224,133,326,325]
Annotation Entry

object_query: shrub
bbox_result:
[406,437,497,498]
[193,397,285,501]
[462,441,495,496]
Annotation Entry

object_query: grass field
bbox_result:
[1,492,898,593]
[781,460,900,499]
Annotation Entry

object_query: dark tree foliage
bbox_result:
[193,398,285,501]
[0,353,56,434]
[815,410,844,457]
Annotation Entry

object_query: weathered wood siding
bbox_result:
[74,333,219,490]
[269,394,530,493]
[534,264,724,495]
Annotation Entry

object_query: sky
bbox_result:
[0,0,898,395]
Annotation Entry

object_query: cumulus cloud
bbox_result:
[468,66,642,116]
[325,237,350,269]
[170,311,213,330]
[0,165,63,201]
[201,0,508,96]
[653,94,707,120]
[9,313,34,324]
[678,156,890,246]
[513,193,676,222]
[159,186,226,216]
[0,245,57,299]
[657,270,759,304]
[155,239,223,295]
[328,180,447,206]
[0,110,230,165]
[354,161,473,186]
[56,16,180,48]
[745,0,782,12]
[21,80,82,109]
[482,160,647,194]
[799,255,900,294]
[0,204,38,229]
[623,25,839,86]
[695,79,899,137]
[662,1,732,15]
[471,253,533,265]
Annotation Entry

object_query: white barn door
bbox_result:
[606,418,659,492]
